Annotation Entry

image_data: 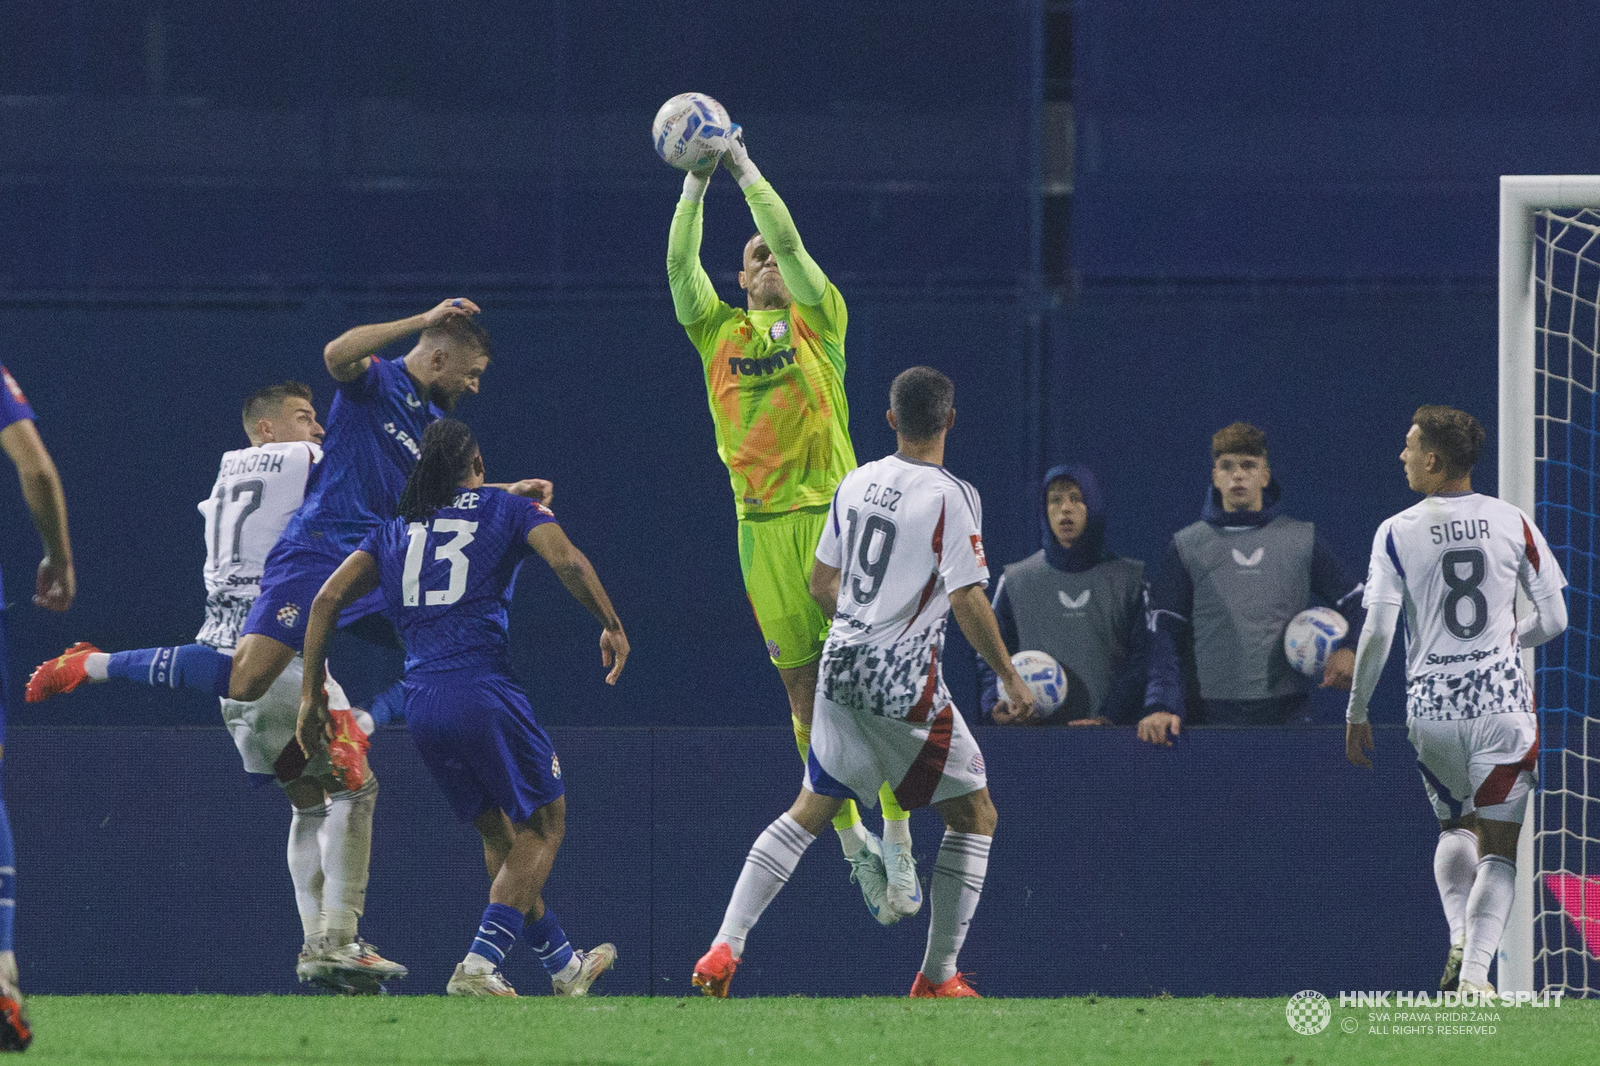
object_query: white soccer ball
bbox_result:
[1283,606,1349,678]
[1010,650,1067,719]
[651,93,731,172]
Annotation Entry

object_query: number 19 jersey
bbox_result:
[815,455,989,721]
[1364,492,1566,721]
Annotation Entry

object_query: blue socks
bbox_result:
[468,902,525,969]
[525,907,575,978]
[107,645,233,698]
[0,793,14,953]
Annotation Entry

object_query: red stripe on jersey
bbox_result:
[1474,726,1538,810]
[907,645,941,723]
[931,501,945,562]
[894,705,954,811]
[1522,518,1541,573]
[899,571,941,639]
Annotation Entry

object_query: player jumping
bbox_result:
[0,363,75,1049]
[26,301,543,986]
[667,124,916,922]
[692,367,1035,999]
[1344,406,1568,999]
[297,419,627,996]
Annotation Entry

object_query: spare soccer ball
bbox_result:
[651,93,731,172]
[1283,607,1349,678]
[1010,650,1067,718]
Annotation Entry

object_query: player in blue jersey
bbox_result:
[0,364,75,1049]
[25,299,547,989]
[296,419,628,997]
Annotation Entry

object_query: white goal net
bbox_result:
[1529,204,1600,998]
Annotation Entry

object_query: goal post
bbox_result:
[1498,175,1600,997]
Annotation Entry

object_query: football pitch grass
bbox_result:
[17,994,1599,1065]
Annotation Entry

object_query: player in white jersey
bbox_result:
[56,383,404,992]
[1345,406,1568,999]
[692,367,1034,999]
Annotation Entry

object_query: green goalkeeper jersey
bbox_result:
[667,179,856,518]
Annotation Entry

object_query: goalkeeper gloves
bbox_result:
[721,124,763,189]
[681,168,713,202]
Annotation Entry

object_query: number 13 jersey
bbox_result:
[196,441,322,649]
[1364,492,1566,721]
[815,454,989,721]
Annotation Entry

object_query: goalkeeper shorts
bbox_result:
[1408,710,1537,824]
[737,506,831,669]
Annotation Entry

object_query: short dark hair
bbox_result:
[1413,405,1485,477]
[242,380,313,431]
[1212,422,1268,460]
[420,315,493,362]
[890,366,955,442]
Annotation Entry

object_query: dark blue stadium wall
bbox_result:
[10,725,1445,997]
[0,0,1040,724]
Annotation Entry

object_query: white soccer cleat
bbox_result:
[1458,978,1497,1003]
[881,835,923,919]
[552,943,618,997]
[846,833,898,926]
[447,963,518,997]
[298,936,408,994]
[1439,941,1464,991]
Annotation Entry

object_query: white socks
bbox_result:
[883,817,912,848]
[1459,855,1517,986]
[84,653,110,680]
[320,775,378,946]
[1434,828,1478,946]
[921,830,991,984]
[836,820,869,857]
[715,813,815,957]
[287,801,329,940]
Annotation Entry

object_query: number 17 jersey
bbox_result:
[1364,492,1566,720]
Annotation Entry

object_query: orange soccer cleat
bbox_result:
[909,971,981,999]
[25,642,101,703]
[325,708,371,793]
[691,942,740,998]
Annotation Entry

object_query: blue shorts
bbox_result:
[404,671,564,824]
[241,538,389,653]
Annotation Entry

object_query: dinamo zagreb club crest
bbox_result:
[277,604,301,629]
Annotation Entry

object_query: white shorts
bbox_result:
[806,697,987,811]
[219,653,353,777]
[1408,711,1537,824]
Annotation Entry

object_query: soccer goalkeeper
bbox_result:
[666,127,920,925]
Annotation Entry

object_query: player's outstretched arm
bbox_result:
[666,170,722,328]
[721,128,829,307]
[1344,600,1398,768]
[298,550,380,755]
[527,523,629,685]
[323,298,481,382]
[0,418,74,611]
[949,582,1035,721]
[489,478,555,506]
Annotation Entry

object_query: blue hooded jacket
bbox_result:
[978,463,1152,725]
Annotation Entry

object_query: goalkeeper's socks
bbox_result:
[1459,855,1517,986]
[1433,828,1478,945]
[526,908,578,981]
[717,814,815,956]
[464,902,525,976]
[102,645,233,697]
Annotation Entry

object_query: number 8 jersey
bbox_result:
[1364,492,1566,721]
[815,454,989,721]
[196,441,322,649]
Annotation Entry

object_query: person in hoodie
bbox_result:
[978,464,1151,726]
[1138,423,1364,744]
